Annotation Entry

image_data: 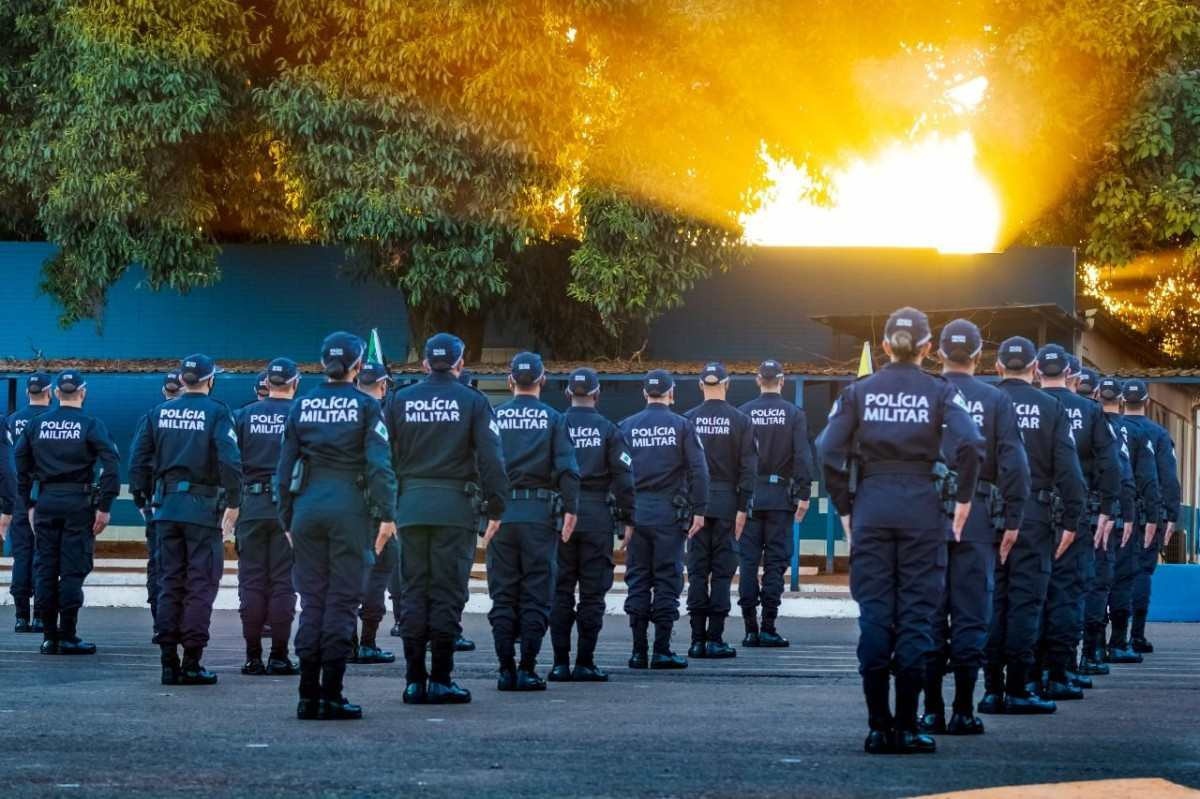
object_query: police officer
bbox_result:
[386,333,509,705]
[684,362,757,659]
[1120,379,1180,654]
[1075,367,1099,399]
[254,371,270,401]
[619,369,709,669]
[349,361,399,665]
[818,307,983,755]
[130,354,243,686]
[1081,377,1135,674]
[978,337,1085,716]
[14,371,120,654]
[7,372,53,633]
[489,352,580,690]
[277,333,397,720]
[738,359,812,647]
[921,320,1029,737]
[1034,345,1118,700]
[549,367,634,682]
[234,357,300,676]
[131,371,184,628]
[0,402,13,562]
[1100,378,1158,663]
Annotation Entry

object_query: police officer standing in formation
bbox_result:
[1097,378,1157,663]
[550,367,634,682]
[277,333,397,720]
[386,333,509,705]
[1033,345,1118,700]
[8,372,53,634]
[489,352,580,690]
[1119,379,1180,654]
[818,307,983,755]
[14,371,120,655]
[1075,368,1099,399]
[619,369,709,669]
[349,361,399,665]
[131,371,184,628]
[684,362,757,659]
[979,337,1085,716]
[921,320,1029,737]
[233,357,300,676]
[0,398,13,556]
[738,359,812,648]
[130,354,242,686]
[1079,376,1134,674]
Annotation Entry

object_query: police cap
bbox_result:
[510,352,545,387]
[56,370,86,394]
[1122,378,1149,404]
[180,354,221,385]
[321,332,365,377]
[1036,344,1069,377]
[425,333,464,371]
[757,360,784,380]
[938,319,982,363]
[266,357,300,386]
[1097,377,1123,402]
[1076,368,1098,394]
[644,369,674,397]
[358,361,391,387]
[27,372,52,395]
[884,306,932,347]
[997,337,1037,371]
[163,372,183,392]
[1066,355,1082,376]
[568,367,600,396]
[700,362,729,385]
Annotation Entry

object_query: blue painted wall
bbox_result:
[0,243,410,362]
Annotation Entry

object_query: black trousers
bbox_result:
[9,505,38,609]
[360,536,399,625]
[1110,526,1140,618]
[1041,533,1087,669]
[33,496,95,618]
[487,521,558,665]
[624,524,685,625]
[550,526,615,663]
[738,510,792,612]
[156,521,223,649]
[985,518,1052,670]
[399,525,475,643]
[1132,526,1162,615]
[236,517,296,645]
[146,519,161,607]
[686,517,738,617]
[1086,527,1116,628]
[930,539,995,671]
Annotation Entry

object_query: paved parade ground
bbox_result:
[1,611,1198,798]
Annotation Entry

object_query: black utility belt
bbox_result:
[243,482,272,496]
[861,460,936,478]
[38,482,93,492]
[758,474,791,486]
[1034,489,1057,505]
[401,478,473,494]
[975,479,997,498]
[163,482,220,497]
[510,488,559,502]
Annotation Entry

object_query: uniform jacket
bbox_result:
[564,405,635,531]
[14,405,120,512]
[738,392,813,510]
[685,398,757,521]
[619,403,709,527]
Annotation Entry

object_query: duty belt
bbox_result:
[975,478,997,498]
[163,481,220,497]
[1034,489,1056,505]
[758,474,789,485]
[39,482,93,492]
[400,478,473,493]
[509,488,558,501]
[861,460,937,478]
[244,482,271,496]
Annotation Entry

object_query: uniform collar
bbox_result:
[884,361,920,371]
[569,405,599,415]
[645,402,671,411]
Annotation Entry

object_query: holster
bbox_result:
[932,462,957,518]
[671,494,692,525]
[288,459,308,496]
[466,482,488,537]
[1086,491,1102,529]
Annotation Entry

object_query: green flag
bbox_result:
[366,328,385,365]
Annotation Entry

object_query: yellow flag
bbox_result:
[857,341,873,377]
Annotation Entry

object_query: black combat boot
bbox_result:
[705,614,736,659]
[1130,611,1154,653]
[651,621,687,669]
[30,609,44,634]
[242,640,266,675]
[180,647,219,685]
[894,671,936,754]
[919,660,946,734]
[497,657,518,691]
[318,661,362,720]
[628,616,650,669]
[356,621,396,664]
[976,665,1005,715]
[1042,662,1084,701]
[39,610,60,655]
[757,609,790,647]
[455,635,477,652]
[1106,611,1143,663]
[297,658,321,719]
[161,645,182,685]
[863,670,894,755]
[1003,662,1055,714]
[741,609,760,647]
[402,638,429,704]
[1065,653,1092,689]
[14,600,32,633]
[687,613,708,659]
[946,666,984,735]
[427,635,471,703]
[57,610,96,655]
[515,661,548,692]
[266,640,299,676]
[1078,627,1109,675]
[390,600,403,637]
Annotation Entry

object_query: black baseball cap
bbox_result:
[1076,368,1098,394]
[321,332,365,375]
[938,319,982,363]
[357,361,391,387]
[700,362,729,385]
[510,352,545,387]
[568,367,600,396]
[1097,377,1123,402]
[1036,344,1069,377]
[998,337,1037,371]
[758,359,784,380]
[163,371,183,393]
[884,306,932,346]
[425,333,464,371]
[1122,378,1149,404]
[180,353,222,385]
[644,369,674,397]
[56,370,86,394]
[266,357,300,386]
[27,373,52,394]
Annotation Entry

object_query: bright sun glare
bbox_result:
[743,78,1001,254]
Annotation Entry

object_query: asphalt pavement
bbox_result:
[1,610,1198,798]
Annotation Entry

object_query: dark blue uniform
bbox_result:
[923,370,1029,726]
[1040,385,1119,683]
[737,388,812,640]
[551,402,634,672]
[619,384,709,663]
[234,395,297,666]
[1125,415,1179,644]
[130,387,242,676]
[1085,409,1135,665]
[818,360,983,741]
[277,378,396,707]
[386,350,509,698]
[1108,415,1159,655]
[983,379,1085,708]
[491,391,580,679]
[14,398,119,650]
[684,395,757,652]
[7,399,52,628]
